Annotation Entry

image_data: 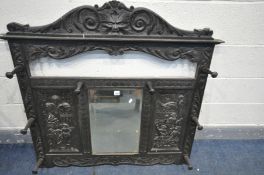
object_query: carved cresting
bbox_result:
[152,93,185,150]
[7,0,213,37]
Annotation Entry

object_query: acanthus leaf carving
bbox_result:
[27,44,212,67]
[7,1,213,37]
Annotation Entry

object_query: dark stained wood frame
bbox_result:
[0,0,223,174]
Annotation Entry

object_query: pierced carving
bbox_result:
[152,93,185,150]
[7,1,213,37]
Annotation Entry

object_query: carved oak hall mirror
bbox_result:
[0,0,223,174]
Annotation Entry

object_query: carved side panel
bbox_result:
[36,89,81,153]
[150,90,192,152]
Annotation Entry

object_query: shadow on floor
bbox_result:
[0,140,263,175]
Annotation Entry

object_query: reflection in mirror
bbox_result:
[89,88,142,155]
[29,51,197,78]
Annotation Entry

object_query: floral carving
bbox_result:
[44,94,79,152]
[7,1,213,37]
[152,93,186,150]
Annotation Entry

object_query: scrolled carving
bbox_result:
[27,44,212,68]
[130,10,153,33]
[7,1,213,37]
[28,45,95,60]
[78,8,100,31]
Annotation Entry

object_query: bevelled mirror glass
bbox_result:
[29,51,197,79]
[88,88,142,155]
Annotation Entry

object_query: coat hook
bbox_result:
[32,157,44,174]
[74,81,84,95]
[192,117,203,130]
[201,68,218,78]
[20,118,36,135]
[183,155,193,170]
[5,65,24,79]
[146,81,155,94]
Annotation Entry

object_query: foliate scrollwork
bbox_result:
[27,44,212,66]
[135,47,212,63]
[28,45,97,60]
[77,8,100,31]
[7,1,213,37]
[130,10,153,33]
[152,93,186,150]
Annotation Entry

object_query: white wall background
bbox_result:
[0,0,264,130]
